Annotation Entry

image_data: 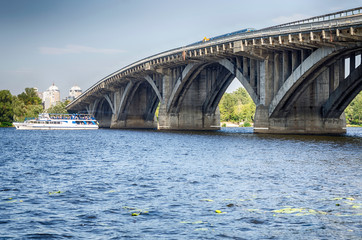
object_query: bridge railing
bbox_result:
[264,7,361,29]
[67,7,362,109]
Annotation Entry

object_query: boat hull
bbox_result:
[13,123,99,130]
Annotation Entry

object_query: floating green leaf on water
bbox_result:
[49,191,63,195]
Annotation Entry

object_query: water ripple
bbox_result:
[0,127,361,239]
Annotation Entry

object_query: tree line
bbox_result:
[0,88,69,127]
[0,87,361,127]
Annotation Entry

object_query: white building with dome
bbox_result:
[69,85,82,99]
[65,85,82,101]
[42,84,60,109]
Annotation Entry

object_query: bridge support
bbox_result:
[158,66,222,130]
[254,105,346,134]
[253,49,353,134]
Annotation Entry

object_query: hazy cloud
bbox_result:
[272,13,311,25]
[39,44,124,55]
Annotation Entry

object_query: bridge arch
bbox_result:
[166,59,258,115]
[269,46,362,118]
[322,61,362,118]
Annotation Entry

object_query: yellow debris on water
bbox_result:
[123,206,149,216]
[200,199,213,202]
[49,191,62,195]
[215,210,226,214]
[272,207,327,215]
[332,197,356,201]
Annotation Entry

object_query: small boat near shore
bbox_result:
[13,113,99,130]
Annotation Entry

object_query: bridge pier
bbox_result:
[254,105,346,134]
[254,50,350,134]
[158,66,221,130]
[158,107,220,130]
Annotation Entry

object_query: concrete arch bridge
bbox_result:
[66,8,362,134]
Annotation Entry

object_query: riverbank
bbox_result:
[0,122,13,128]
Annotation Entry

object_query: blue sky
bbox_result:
[1,0,361,98]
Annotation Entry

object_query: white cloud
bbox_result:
[272,13,311,25]
[39,44,124,55]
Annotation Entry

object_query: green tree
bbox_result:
[12,96,26,122]
[13,88,43,122]
[46,101,70,114]
[346,91,362,126]
[219,87,256,124]
[219,93,237,122]
[17,88,42,105]
[0,90,14,123]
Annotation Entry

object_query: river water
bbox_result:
[0,127,361,239]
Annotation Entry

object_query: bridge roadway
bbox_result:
[66,8,362,134]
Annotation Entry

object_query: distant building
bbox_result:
[64,85,82,102]
[43,84,60,109]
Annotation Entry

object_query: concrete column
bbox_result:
[256,60,260,96]
[282,51,292,82]
[265,55,274,106]
[243,57,249,78]
[274,53,282,94]
[250,59,256,89]
[329,64,335,95]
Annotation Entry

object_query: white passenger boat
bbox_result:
[13,113,99,130]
